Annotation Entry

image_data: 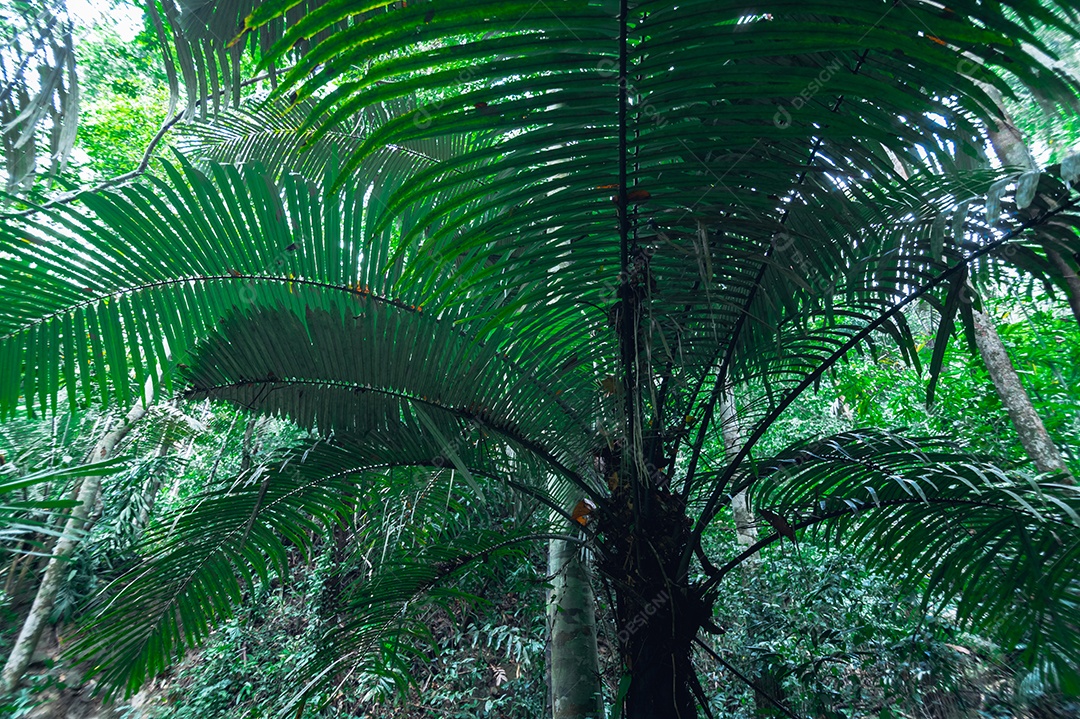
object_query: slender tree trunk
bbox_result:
[203,412,238,488]
[720,388,758,551]
[239,416,258,473]
[985,100,1036,171]
[3,551,27,596]
[547,521,603,718]
[8,545,40,601]
[721,387,789,717]
[971,308,1074,482]
[134,438,173,531]
[983,95,1080,329]
[0,401,150,694]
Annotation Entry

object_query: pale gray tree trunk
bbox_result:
[547,528,603,719]
[239,416,258,473]
[966,103,1076,480]
[983,95,1080,329]
[985,98,1036,171]
[720,387,757,552]
[720,386,789,716]
[166,433,199,505]
[1,400,150,694]
[134,437,173,531]
[971,308,1074,482]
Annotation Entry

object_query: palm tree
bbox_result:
[2,1,1080,716]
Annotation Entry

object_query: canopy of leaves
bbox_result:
[1,0,1080,710]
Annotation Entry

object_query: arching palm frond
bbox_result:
[898,146,1080,399]
[675,167,1080,502]
[181,303,599,496]
[67,434,554,699]
[0,151,603,490]
[248,0,1079,266]
[149,0,346,116]
[174,95,497,188]
[239,0,1080,490]
[741,430,1080,690]
[0,156,463,411]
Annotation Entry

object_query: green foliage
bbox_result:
[0,457,127,554]
[75,90,171,180]
[75,6,170,102]
[139,560,548,719]
[152,577,331,719]
[814,301,1080,475]
[66,423,556,706]
[3,0,1080,715]
[68,8,173,181]
[0,668,68,718]
[701,541,1080,718]
[104,477,551,719]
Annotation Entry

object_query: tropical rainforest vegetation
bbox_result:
[1,0,1080,717]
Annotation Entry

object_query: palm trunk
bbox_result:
[971,308,1074,481]
[0,400,150,694]
[547,530,603,718]
[600,477,701,719]
[616,546,698,719]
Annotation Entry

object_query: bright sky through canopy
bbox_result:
[67,0,142,42]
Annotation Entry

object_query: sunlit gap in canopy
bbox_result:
[67,0,143,42]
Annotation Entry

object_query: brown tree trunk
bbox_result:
[0,401,150,694]
[616,542,699,719]
[599,465,701,719]
[971,308,1074,482]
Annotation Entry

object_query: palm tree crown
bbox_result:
[2,1,1080,715]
